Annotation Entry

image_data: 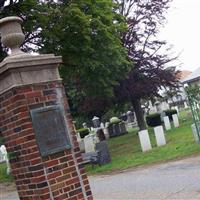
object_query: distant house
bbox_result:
[148,70,192,113]
[162,70,191,107]
[182,67,200,86]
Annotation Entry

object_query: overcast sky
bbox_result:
[159,0,200,72]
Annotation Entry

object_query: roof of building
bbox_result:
[182,68,200,83]
[178,70,192,81]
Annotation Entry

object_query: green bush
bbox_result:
[110,117,121,124]
[76,128,90,138]
[164,109,177,121]
[146,113,162,127]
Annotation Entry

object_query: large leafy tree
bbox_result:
[114,0,180,130]
[0,0,130,118]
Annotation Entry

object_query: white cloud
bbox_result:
[159,0,200,71]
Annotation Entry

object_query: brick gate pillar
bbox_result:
[0,17,92,200]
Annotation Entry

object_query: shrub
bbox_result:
[76,128,90,139]
[109,117,121,124]
[164,109,177,121]
[146,113,162,127]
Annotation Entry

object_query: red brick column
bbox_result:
[0,81,92,200]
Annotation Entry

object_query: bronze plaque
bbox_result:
[30,105,71,157]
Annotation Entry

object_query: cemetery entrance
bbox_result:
[0,16,93,199]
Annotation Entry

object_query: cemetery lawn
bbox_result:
[86,109,200,174]
[0,163,13,182]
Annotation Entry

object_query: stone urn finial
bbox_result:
[0,16,25,58]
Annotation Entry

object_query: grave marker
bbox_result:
[172,114,179,128]
[138,130,152,152]
[154,126,166,147]
[163,116,171,130]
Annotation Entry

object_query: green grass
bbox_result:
[86,109,200,174]
[0,108,198,181]
[0,162,13,182]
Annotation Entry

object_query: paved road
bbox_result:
[2,156,200,200]
[89,156,200,200]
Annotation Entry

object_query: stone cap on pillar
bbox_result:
[0,16,63,94]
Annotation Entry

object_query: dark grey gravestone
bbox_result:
[30,105,71,157]
[113,124,120,136]
[95,141,111,165]
[108,125,114,137]
[96,129,106,141]
[127,111,135,123]
[119,122,127,135]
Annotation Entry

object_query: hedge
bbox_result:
[76,128,90,138]
[146,113,162,127]
[164,109,177,121]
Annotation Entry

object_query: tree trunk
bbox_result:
[131,98,147,130]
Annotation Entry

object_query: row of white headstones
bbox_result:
[139,114,179,152]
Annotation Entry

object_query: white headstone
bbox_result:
[163,116,171,130]
[174,106,179,116]
[84,135,96,153]
[0,145,7,162]
[138,130,152,152]
[154,126,166,147]
[100,122,105,129]
[172,114,179,128]
[184,101,188,109]
[103,128,110,140]
[78,140,85,152]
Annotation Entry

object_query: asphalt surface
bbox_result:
[2,156,200,200]
[89,156,200,200]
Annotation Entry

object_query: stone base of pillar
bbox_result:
[1,81,92,200]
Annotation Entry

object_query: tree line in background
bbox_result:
[0,0,180,130]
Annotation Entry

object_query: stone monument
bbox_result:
[138,130,152,152]
[154,126,166,147]
[172,114,179,128]
[0,16,92,200]
[163,116,171,131]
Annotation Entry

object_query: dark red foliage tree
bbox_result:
[114,0,180,130]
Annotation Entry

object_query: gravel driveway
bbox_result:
[2,155,200,200]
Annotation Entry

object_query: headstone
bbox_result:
[103,128,110,140]
[95,141,111,165]
[0,151,4,163]
[172,114,179,128]
[96,129,106,141]
[163,116,171,130]
[113,123,120,136]
[108,125,114,137]
[0,145,6,162]
[103,122,110,139]
[84,135,96,153]
[92,116,101,128]
[100,122,105,129]
[0,145,10,174]
[174,106,179,116]
[127,111,135,123]
[154,126,166,147]
[138,130,152,152]
[184,101,188,109]
[119,122,127,134]
[120,113,127,121]
[105,122,110,127]
[160,111,166,122]
[78,140,85,152]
